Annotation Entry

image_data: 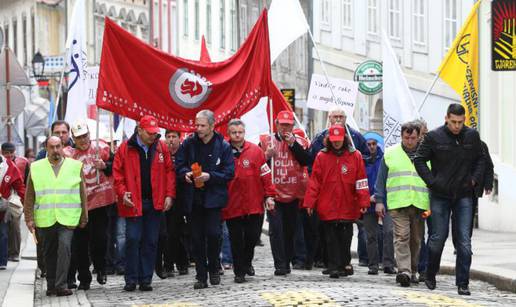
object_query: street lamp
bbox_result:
[31,51,46,81]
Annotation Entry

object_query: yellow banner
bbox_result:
[438,1,481,129]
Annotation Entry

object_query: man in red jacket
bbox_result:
[113,115,175,292]
[223,119,276,283]
[0,154,25,270]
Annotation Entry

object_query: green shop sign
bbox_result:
[353,60,383,95]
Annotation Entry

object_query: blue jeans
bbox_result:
[221,222,233,264]
[0,220,8,266]
[115,217,126,270]
[125,200,162,285]
[427,196,473,286]
[357,222,368,263]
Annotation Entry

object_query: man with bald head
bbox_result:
[24,136,88,297]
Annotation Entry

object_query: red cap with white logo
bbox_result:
[139,115,160,134]
[328,125,345,142]
[277,111,295,124]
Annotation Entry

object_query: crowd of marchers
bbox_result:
[0,103,493,297]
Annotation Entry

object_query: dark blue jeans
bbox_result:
[357,221,368,263]
[0,219,7,266]
[125,200,162,285]
[267,200,298,271]
[427,196,473,286]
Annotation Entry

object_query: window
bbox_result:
[444,0,458,51]
[194,0,199,40]
[321,0,331,29]
[296,34,307,74]
[230,0,237,51]
[219,0,225,49]
[13,19,17,57]
[341,0,352,30]
[22,16,27,66]
[31,11,35,56]
[183,0,188,37]
[367,0,379,35]
[240,5,248,40]
[4,24,9,48]
[413,0,427,50]
[206,0,212,44]
[388,0,401,40]
[95,16,104,62]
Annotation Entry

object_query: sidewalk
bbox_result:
[262,220,516,293]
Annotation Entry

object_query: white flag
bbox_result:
[64,0,88,126]
[381,31,419,148]
[268,0,308,63]
[241,97,270,145]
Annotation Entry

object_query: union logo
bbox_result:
[341,165,348,174]
[169,68,213,109]
[456,34,471,64]
[243,159,250,168]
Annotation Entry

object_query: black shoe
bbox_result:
[246,266,255,276]
[343,265,354,276]
[209,273,221,285]
[322,268,331,275]
[165,269,175,278]
[257,239,264,247]
[425,278,436,290]
[293,263,304,270]
[156,269,167,279]
[218,268,225,276]
[286,268,291,274]
[194,280,208,289]
[123,284,136,292]
[329,271,340,279]
[78,283,90,290]
[97,272,107,285]
[116,268,125,276]
[178,267,188,275]
[274,269,287,276]
[458,285,471,295]
[368,268,379,275]
[105,267,115,275]
[56,288,73,296]
[396,273,410,287]
[67,283,77,289]
[384,267,397,275]
[234,275,246,283]
[358,260,368,267]
[418,271,426,282]
[314,261,325,268]
[139,283,153,291]
[40,271,47,278]
[304,263,313,270]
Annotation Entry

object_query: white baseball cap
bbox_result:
[71,120,89,137]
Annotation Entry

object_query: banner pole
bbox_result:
[269,96,275,185]
[51,49,69,133]
[109,112,115,153]
[96,106,101,184]
[306,27,356,149]
[418,72,440,113]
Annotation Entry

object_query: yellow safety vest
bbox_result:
[31,158,83,228]
[384,144,429,211]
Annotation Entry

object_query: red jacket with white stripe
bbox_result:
[303,148,369,221]
[223,141,276,220]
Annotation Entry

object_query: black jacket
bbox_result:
[414,124,485,199]
[475,141,494,197]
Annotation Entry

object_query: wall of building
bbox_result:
[477,0,516,233]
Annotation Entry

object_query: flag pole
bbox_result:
[96,106,101,184]
[418,72,440,113]
[50,50,68,132]
[269,96,275,185]
[305,27,356,149]
[109,112,115,153]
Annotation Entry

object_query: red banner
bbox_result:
[96,10,272,132]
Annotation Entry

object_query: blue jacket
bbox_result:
[308,125,369,173]
[364,147,383,213]
[175,132,235,213]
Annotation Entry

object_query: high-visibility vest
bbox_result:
[31,158,83,228]
[384,144,429,211]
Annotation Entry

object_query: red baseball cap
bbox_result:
[139,115,160,134]
[329,125,345,142]
[277,111,294,125]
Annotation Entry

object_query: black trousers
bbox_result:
[323,220,353,273]
[301,210,320,267]
[226,214,264,277]
[190,197,222,282]
[165,206,190,270]
[68,206,108,284]
[267,200,298,271]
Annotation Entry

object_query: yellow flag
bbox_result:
[438,1,481,129]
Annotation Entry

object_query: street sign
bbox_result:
[0,87,25,118]
[280,88,295,110]
[353,60,383,95]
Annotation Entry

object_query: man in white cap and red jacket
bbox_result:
[113,115,175,292]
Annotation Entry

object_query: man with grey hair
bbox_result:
[175,110,235,289]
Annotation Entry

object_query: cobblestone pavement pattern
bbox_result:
[34,236,516,307]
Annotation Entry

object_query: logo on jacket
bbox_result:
[169,68,213,109]
[242,159,250,168]
[341,165,348,174]
[159,153,164,163]
[3,175,10,183]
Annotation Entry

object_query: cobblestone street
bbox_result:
[34,235,516,307]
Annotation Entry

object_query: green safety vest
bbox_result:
[384,144,429,211]
[32,158,83,228]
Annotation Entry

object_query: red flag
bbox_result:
[96,10,272,132]
[200,35,212,64]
